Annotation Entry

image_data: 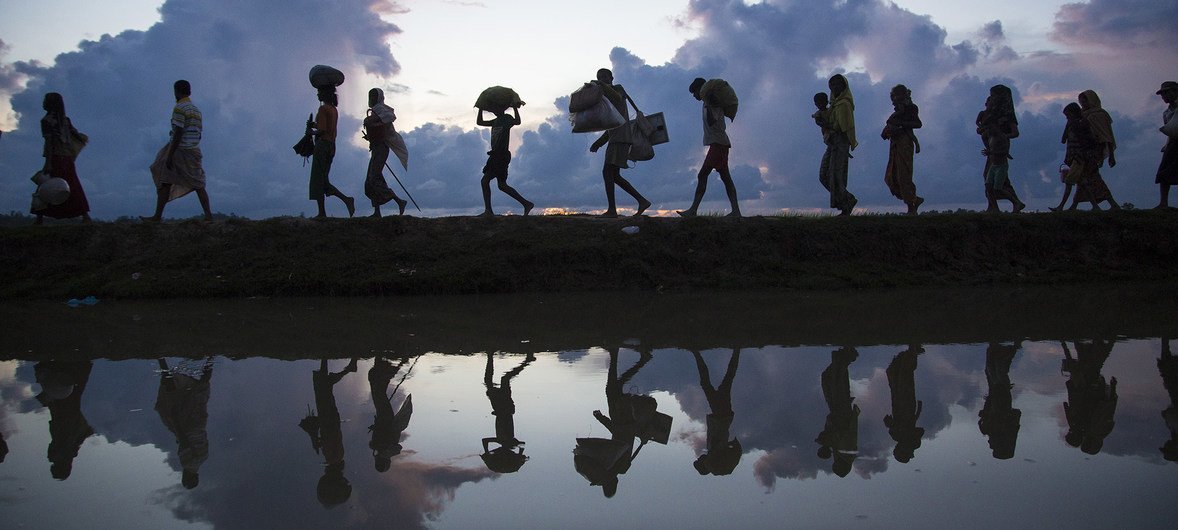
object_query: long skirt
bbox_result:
[365,142,396,207]
[819,133,856,210]
[884,135,918,204]
[308,140,341,200]
[32,154,90,219]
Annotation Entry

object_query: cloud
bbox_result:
[1052,0,1178,49]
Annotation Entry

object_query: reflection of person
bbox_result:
[33,92,91,224]
[0,431,8,463]
[477,106,534,217]
[574,347,652,498]
[368,356,413,473]
[884,345,924,464]
[979,342,1022,459]
[1061,341,1118,455]
[691,349,741,476]
[977,85,1025,213]
[816,347,859,477]
[481,353,535,473]
[588,68,651,218]
[677,78,740,218]
[143,80,214,222]
[882,85,924,215]
[307,85,355,219]
[299,358,358,508]
[820,74,858,216]
[1157,337,1178,461]
[34,360,94,480]
[155,357,214,489]
[363,88,406,217]
[1154,81,1178,209]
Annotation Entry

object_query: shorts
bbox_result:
[703,144,730,170]
[986,161,1009,191]
[483,150,511,178]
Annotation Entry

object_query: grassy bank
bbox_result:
[1,210,1175,299]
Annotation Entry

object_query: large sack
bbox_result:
[475,86,525,113]
[309,65,345,89]
[570,96,625,133]
[700,79,739,121]
[568,82,603,113]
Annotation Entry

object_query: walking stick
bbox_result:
[383,162,421,212]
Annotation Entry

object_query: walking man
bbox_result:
[143,80,213,222]
[678,78,740,218]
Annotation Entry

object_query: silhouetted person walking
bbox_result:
[979,342,1022,459]
[33,92,91,224]
[691,349,742,476]
[678,78,740,218]
[368,356,412,472]
[143,80,213,222]
[821,74,858,216]
[589,68,651,217]
[155,357,214,489]
[1154,81,1178,209]
[882,85,923,215]
[977,85,1025,213]
[816,347,859,477]
[884,345,924,463]
[363,88,406,217]
[34,360,94,480]
[307,85,355,218]
[481,352,535,473]
[477,105,533,216]
[299,358,358,508]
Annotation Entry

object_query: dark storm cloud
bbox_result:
[1052,0,1178,48]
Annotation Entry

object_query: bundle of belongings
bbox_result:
[474,86,525,114]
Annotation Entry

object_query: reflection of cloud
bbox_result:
[372,461,497,525]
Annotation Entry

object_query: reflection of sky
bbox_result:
[1,340,1176,527]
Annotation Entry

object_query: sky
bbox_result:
[0,0,1175,219]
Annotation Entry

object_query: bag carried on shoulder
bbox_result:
[568,82,603,113]
[700,79,739,121]
[570,95,625,133]
[63,120,88,159]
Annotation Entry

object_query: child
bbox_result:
[812,92,831,145]
[476,106,534,216]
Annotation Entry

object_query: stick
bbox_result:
[383,162,421,212]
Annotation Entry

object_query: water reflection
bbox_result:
[2,288,1178,527]
[154,357,214,489]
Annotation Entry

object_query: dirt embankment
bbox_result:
[1,211,1176,299]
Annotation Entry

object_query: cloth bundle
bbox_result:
[700,79,739,121]
[475,86,525,114]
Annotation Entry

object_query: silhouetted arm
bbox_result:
[476,109,493,127]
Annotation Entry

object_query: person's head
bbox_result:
[42,92,65,115]
[174,79,191,100]
[1158,81,1178,104]
[601,477,618,498]
[890,84,911,107]
[368,87,384,109]
[689,77,706,101]
[1063,102,1082,120]
[596,68,614,84]
[828,74,848,97]
[318,86,337,107]
[813,92,828,109]
[51,461,73,480]
[317,469,353,507]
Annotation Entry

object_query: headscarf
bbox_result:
[369,88,397,128]
[829,74,857,149]
[1080,90,1115,156]
[42,92,70,145]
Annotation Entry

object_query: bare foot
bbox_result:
[1013,201,1026,213]
[396,198,407,215]
[1049,206,1062,212]
[478,210,495,217]
[676,209,696,218]
[344,196,356,217]
[634,199,652,216]
[599,211,619,218]
[139,216,160,223]
[523,201,534,216]
[371,210,382,218]
[726,211,742,218]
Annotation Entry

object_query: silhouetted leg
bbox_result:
[614,174,650,216]
[602,166,619,217]
[1051,183,1073,212]
[681,167,711,216]
[195,188,212,221]
[496,176,532,214]
[480,173,495,216]
[718,167,740,217]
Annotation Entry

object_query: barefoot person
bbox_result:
[33,92,91,224]
[977,85,1025,213]
[308,85,355,218]
[363,88,406,217]
[1155,81,1178,209]
[588,68,651,217]
[1073,90,1121,210]
[678,78,740,218]
[477,105,533,216]
[823,74,858,216]
[143,80,213,222]
[882,84,924,215]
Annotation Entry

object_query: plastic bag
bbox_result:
[475,86,525,114]
[568,82,603,113]
[627,121,654,161]
[700,79,739,121]
[308,65,345,89]
[63,122,88,159]
[37,177,71,206]
[570,96,625,133]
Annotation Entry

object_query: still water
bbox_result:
[1,287,1176,528]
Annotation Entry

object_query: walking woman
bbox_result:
[33,93,91,224]
[977,85,1025,213]
[882,84,923,215]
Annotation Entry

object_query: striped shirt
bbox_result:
[171,97,202,149]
